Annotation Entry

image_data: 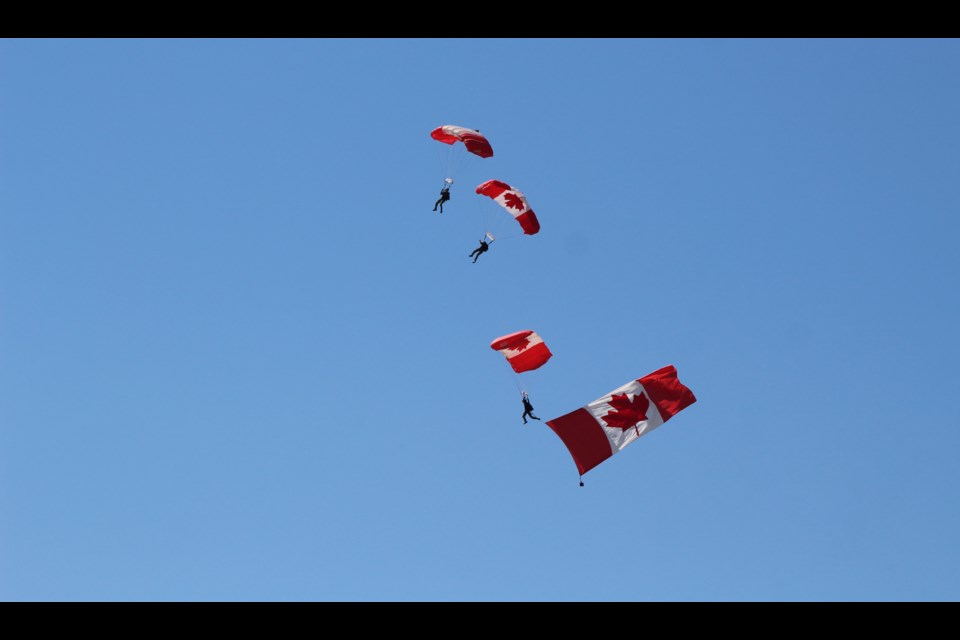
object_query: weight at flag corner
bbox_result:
[545,365,697,476]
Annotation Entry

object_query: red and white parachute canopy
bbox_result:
[490,330,552,373]
[430,125,494,159]
[475,180,540,235]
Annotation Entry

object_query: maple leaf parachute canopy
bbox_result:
[476,180,541,235]
[490,330,552,373]
[430,125,493,159]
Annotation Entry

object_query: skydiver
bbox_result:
[521,392,540,424]
[469,236,491,263]
[433,184,451,213]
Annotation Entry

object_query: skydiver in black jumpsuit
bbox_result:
[522,392,540,424]
[433,185,451,213]
[469,237,490,263]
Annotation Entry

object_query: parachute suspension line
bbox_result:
[478,201,523,241]
[494,227,523,241]
[447,144,464,182]
[437,144,458,183]
[481,200,499,239]
[513,371,527,396]
[436,143,448,177]
[444,147,454,182]
[500,358,526,395]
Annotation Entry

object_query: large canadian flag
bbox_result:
[490,330,552,373]
[546,366,696,476]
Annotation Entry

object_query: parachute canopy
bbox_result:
[490,330,552,373]
[476,180,540,235]
[430,125,494,159]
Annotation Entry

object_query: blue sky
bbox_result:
[1,38,958,601]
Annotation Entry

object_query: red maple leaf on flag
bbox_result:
[503,192,526,211]
[509,337,530,353]
[601,393,650,435]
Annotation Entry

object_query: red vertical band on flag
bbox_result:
[430,127,459,145]
[639,365,697,421]
[476,179,510,198]
[507,342,552,373]
[516,211,540,235]
[546,409,614,475]
[461,135,493,158]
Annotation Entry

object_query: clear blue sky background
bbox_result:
[2,38,958,602]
